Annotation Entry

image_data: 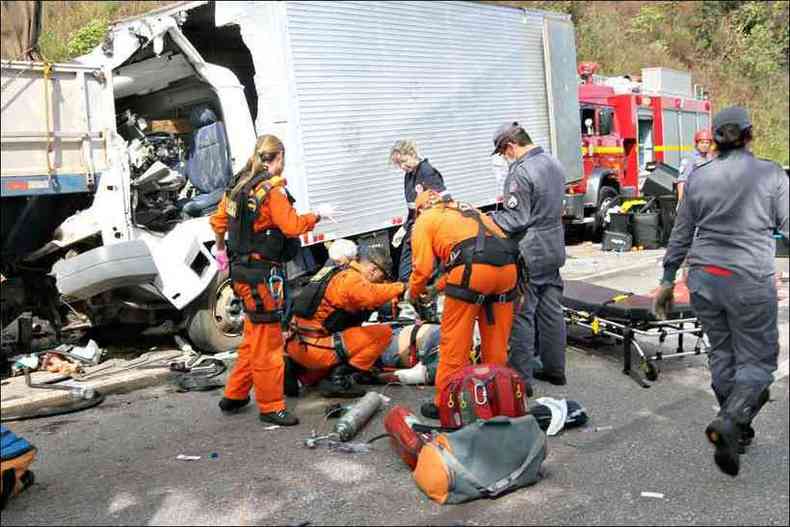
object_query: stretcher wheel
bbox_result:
[642,360,659,381]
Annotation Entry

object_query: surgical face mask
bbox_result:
[491,155,509,187]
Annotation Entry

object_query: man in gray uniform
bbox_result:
[490,122,568,393]
[654,107,789,477]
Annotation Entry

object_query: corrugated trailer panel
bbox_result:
[284,1,556,241]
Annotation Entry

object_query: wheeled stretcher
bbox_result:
[561,280,707,387]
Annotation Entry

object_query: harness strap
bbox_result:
[232,259,284,324]
[333,334,349,364]
[444,285,519,325]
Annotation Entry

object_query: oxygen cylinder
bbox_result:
[333,392,384,442]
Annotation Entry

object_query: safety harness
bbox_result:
[427,201,520,324]
[225,172,299,324]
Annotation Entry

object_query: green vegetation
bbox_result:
[38,1,171,63]
[39,1,789,164]
[498,0,789,164]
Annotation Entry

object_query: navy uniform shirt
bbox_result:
[491,146,567,280]
[678,150,709,183]
[663,148,789,282]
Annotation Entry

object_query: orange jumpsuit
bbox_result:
[409,203,518,405]
[287,262,405,375]
[210,187,317,413]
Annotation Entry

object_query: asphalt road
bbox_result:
[3,262,789,526]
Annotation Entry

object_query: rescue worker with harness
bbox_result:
[655,107,789,477]
[285,247,406,397]
[210,134,339,426]
[408,190,520,420]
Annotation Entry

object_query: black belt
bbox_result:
[443,284,519,325]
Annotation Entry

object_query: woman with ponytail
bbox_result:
[210,135,340,426]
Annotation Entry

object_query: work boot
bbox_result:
[319,365,366,398]
[534,370,567,386]
[736,388,769,453]
[737,424,755,454]
[259,409,299,426]
[525,382,534,398]
[705,417,740,477]
[283,357,301,398]
[421,402,440,420]
[218,396,250,415]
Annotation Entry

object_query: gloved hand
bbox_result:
[420,283,439,304]
[392,226,407,248]
[314,203,346,224]
[213,247,229,273]
[652,281,675,320]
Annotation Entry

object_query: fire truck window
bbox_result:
[581,108,596,136]
[599,108,614,136]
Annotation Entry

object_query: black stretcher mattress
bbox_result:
[562,280,695,322]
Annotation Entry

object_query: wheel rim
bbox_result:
[213,279,244,337]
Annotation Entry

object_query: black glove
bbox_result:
[652,281,675,320]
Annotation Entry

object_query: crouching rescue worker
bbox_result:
[286,247,406,397]
[211,134,339,426]
[408,191,520,419]
[654,107,789,476]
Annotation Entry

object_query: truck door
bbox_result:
[637,109,654,172]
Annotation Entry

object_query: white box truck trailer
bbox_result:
[1,0,582,357]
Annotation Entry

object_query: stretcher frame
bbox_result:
[563,305,707,388]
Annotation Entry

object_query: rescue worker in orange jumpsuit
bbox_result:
[210,134,339,426]
[286,247,405,397]
[407,191,520,419]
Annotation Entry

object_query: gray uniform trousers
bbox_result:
[688,267,777,425]
[508,270,567,382]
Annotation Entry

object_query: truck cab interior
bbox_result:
[113,37,232,231]
[110,11,257,233]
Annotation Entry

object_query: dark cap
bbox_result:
[712,106,751,138]
[492,121,522,155]
[362,245,393,279]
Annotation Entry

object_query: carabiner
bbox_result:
[473,381,488,406]
[268,275,284,302]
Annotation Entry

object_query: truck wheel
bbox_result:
[590,185,619,241]
[186,270,243,353]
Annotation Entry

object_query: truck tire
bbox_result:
[590,185,619,241]
[185,269,243,353]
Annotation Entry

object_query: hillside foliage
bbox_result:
[39,1,789,164]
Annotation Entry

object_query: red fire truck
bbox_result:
[564,63,712,235]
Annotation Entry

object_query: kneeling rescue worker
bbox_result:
[654,107,789,476]
[286,247,406,397]
[211,134,339,426]
[408,190,521,419]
